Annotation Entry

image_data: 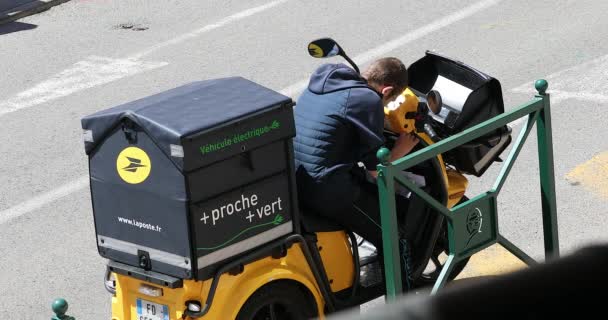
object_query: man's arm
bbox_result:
[389,132,419,161]
[345,88,419,176]
[368,132,419,178]
[345,89,386,168]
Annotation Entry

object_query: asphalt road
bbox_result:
[1,0,608,318]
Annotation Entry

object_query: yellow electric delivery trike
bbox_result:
[81,38,515,319]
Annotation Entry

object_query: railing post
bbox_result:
[51,298,75,320]
[376,147,403,300]
[535,79,560,260]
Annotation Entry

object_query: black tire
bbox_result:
[236,281,318,320]
[415,197,471,287]
[415,224,470,286]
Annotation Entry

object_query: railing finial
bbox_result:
[52,298,75,320]
[535,79,548,95]
[377,147,391,165]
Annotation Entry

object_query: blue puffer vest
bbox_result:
[294,63,385,213]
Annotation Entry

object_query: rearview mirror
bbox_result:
[307,38,360,74]
[308,38,342,58]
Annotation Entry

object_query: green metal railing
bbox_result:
[376,79,559,300]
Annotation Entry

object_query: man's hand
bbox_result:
[366,133,419,178]
[390,132,419,162]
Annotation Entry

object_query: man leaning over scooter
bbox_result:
[294,57,417,285]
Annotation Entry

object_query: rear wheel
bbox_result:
[236,281,318,320]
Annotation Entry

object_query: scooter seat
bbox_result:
[299,207,345,233]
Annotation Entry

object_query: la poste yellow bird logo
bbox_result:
[116,147,151,184]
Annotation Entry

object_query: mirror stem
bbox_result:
[341,54,360,74]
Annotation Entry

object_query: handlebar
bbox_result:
[423,123,440,143]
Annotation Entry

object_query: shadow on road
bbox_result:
[0,0,42,13]
[0,21,37,35]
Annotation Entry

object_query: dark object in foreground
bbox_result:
[327,244,608,320]
[434,244,608,319]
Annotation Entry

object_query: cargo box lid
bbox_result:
[82,77,293,169]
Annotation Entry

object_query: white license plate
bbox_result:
[136,298,169,320]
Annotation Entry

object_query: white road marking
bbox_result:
[508,117,527,128]
[279,79,309,98]
[0,57,168,117]
[511,53,608,104]
[354,0,502,66]
[509,90,608,130]
[0,176,89,225]
[508,53,608,127]
[129,0,289,60]
[538,90,608,104]
[280,0,503,98]
[0,0,290,118]
[0,0,502,224]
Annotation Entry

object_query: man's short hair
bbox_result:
[363,57,408,97]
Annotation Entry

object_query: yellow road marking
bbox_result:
[452,154,608,279]
[566,151,608,200]
[456,244,527,279]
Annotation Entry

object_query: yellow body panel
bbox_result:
[384,88,419,134]
[315,231,355,292]
[385,87,468,209]
[446,169,468,208]
[111,275,205,320]
[111,243,325,320]
[418,133,468,209]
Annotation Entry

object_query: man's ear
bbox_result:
[381,86,394,98]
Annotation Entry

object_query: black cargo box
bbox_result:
[408,51,511,177]
[82,77,299,280]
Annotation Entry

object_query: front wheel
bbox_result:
[415,197,471,287]
[236,281,318,320]
[415,225,470,286]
